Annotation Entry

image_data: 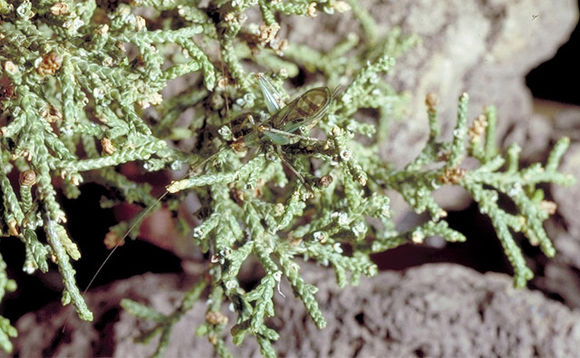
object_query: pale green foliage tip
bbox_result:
[0,0,574,357]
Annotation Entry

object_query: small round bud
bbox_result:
[206,311,229,325]
[467,114,488,143]
[104,231,124,249]
[340,149,351,161]
[338,212,349,226]
[135,16,146,31]
[439,167,466,185]
[101,137,116,155]
[319,175,333,187]
[40,105,63,123]
[224,12,235,23]
[351,221,367,237]
[217,76,231,89]
[224,279,238,289]
[258,23,280,45]
[8,219,19,236]
[218,125,233,141]
[50,2,69,16]
[4,61,19,75]
[192,227,203,239]
[307,2,318,17]
[540,200,558,215]
[97,24,110,36]
[313,231,328,243]
[334,1,351,12]
[425,93,438,111]
[36,52,63,76]
[274,203,285,216]
[19,170,37,186]
[411,231,425,244]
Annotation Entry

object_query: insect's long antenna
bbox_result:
[59,147,223,335]
[186,147,226,176]
[86,58,230,296]
[83,191,169,295]
[84,145,226,287]
[60,58,235,337]
[59,190,169,335]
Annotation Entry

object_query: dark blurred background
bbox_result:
[526,13,580,106]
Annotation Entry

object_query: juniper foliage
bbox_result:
[0,0,574,356]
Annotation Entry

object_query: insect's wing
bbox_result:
[265,97,298,129]
[275,87,331,133]
[257,74,283,114]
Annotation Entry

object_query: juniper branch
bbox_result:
[0,1,574,357]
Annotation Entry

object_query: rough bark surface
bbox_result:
[6,264,580,357]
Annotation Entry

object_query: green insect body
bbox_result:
[228,76,331,151]
[263,86,331,144]
[79,75,334,325]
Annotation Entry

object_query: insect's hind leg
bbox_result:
[273,146,314,192]
[259,125,325,145]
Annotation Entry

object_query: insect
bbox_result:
[80,73,333,297]
[226,74,331,153]
[57,73,334,345]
